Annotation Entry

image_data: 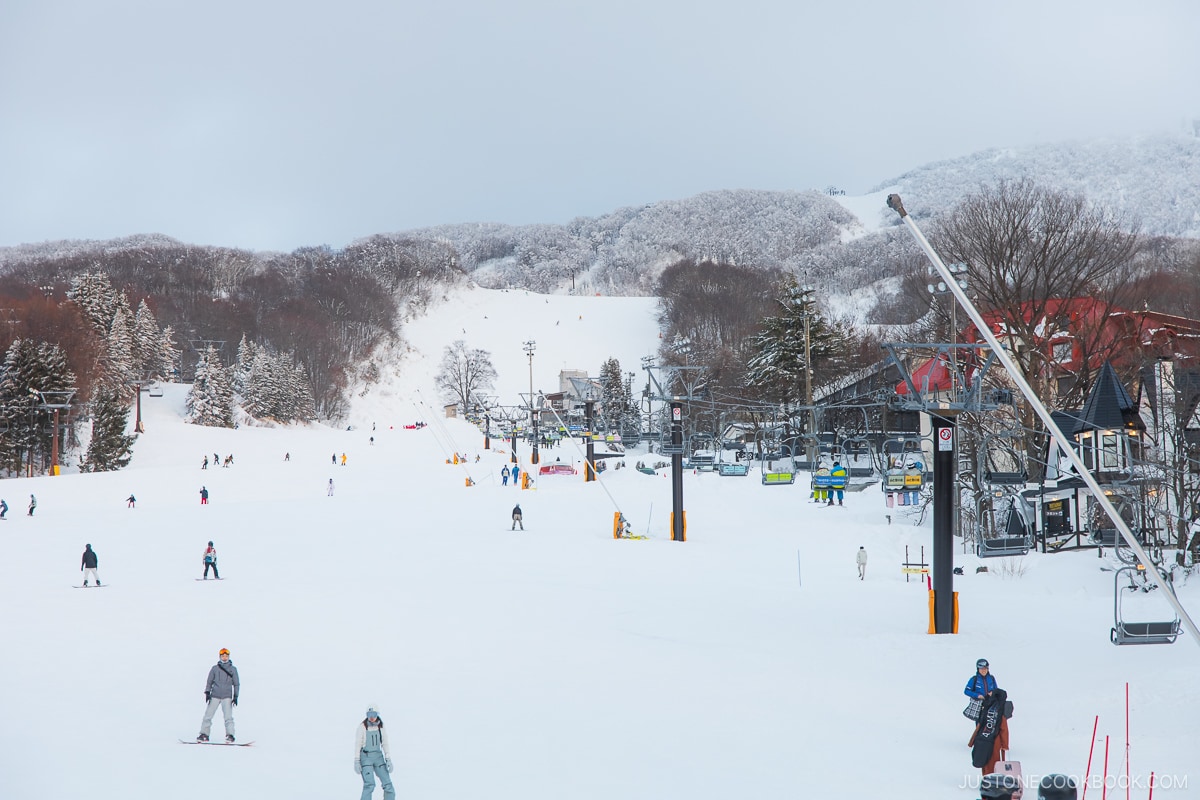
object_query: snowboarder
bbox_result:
[0,498,8,519]
[198,648,239,743]
[827,461,847,506]
[127,494,136,508]
[81,544,101,587]
[200,486,209,505]
[332,452,337,465]
[284,452,290,461]
[354,705,395,800]
[327,478,335,497]
[968,688,1010,776]
[203,541,219,579]
[511,503,524,530]
[856,546,868,580]
[202,456,208,470]
[28,494,36,516]
[341,453,348,466]
[501,465,510,486]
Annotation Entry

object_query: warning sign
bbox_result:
[937,426,954,452]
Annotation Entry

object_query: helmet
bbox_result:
[976,658,989,669]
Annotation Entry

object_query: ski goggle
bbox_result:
[219,649,230,656]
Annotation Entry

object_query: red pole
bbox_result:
[1082,715,1099,800]
[1148,771,1155,800]
[1102,735,1110,800]
[1125,683,1131,800]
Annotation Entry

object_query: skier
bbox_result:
[811,464,830,503]
[127,494,136,508]
[341,453,348,466]
[284,452,290,462]
[332,452,337,465]
[0,498,8,519]
[963,658,998,721]
[328,478,335,497]
[511,503,524,530]
[512,465,520,486]
[197,647,239,743]
[501,465,510,486]
[202,456,208,470]
[827,461,847,506]
[354,705,395,800]
[28,494,36,516]
[968,688,1010,776]
[200,486,209,505]
[856,546,868,580]
[81,544,101,587]
[203,541,219,580]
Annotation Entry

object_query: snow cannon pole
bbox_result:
[1082,714,1099,800]
[1148,771,1155,800]
[1125,683,1131,800]
[886,194,1200,649]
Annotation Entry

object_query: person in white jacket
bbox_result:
[856,546,868,580]
[354,705,394,800]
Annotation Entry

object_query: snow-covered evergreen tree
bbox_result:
[80,387,135,472]
[186,347,235,427]
[158,325,181,381]
[598,357,634,432]
[67,272,122,335]
[0,339,77,475]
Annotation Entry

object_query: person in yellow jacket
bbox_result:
[827,461,847,506]
[811,465,830,503]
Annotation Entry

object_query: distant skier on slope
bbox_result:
[0,498,7,519]
[512,503,524,530]
[856,546,867,580]
[28,494,36,516]
[197,648,239,743]
[354,705,395,800]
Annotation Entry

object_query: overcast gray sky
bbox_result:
[2,0,1197,253]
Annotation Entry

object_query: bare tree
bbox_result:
[435,340,497,412]
[931,180,1139,474]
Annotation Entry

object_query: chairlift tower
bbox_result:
[882,341,1005,634]
[30,388,76,477]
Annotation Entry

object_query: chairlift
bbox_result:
[976,495,1032,558]
[978,430,1028,488]
[840,436,878,480]
[148,384,164,398]
[1110,565,1181,645]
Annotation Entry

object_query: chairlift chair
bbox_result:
[1110,566,1181,645]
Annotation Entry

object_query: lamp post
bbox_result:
[524,340,539,465]
[799,284,817,461]
[927,263,969,395]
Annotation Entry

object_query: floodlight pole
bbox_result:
[670,399,685,542]
[524,340,539,465]
[888,193,1200,647]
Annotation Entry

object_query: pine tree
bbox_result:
[80,387,135,472]
[745,278,848,406]
[132,299,169,379]
[67,272,122,336]
[0,339,77,475]
[186,347,235,428]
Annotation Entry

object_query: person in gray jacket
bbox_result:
[197,647,240,742]
[354,705,394,800]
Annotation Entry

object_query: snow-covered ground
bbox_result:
[1,289,1196,800]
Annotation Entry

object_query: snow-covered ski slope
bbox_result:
[0,287,1196,800]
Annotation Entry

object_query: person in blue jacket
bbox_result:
[964,658,998,700]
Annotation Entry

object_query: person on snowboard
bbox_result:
[203,541,219,580]
[511,503,524,530]
[127,494,136,508]
[968,688,1010,776]
[81,544,101,587]
[197,647,239,743]
[28,494,36,516]
[354,705,395,800]
[199,486,209,505]
[0,498,8,519]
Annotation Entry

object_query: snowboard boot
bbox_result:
[97,580,101,585]
[226,734,235,743]
[83,581,89,587]
[197,733,209,742]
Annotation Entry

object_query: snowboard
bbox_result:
[73,584,108,589]
[180,739,254,747]
[195,577,225,581]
